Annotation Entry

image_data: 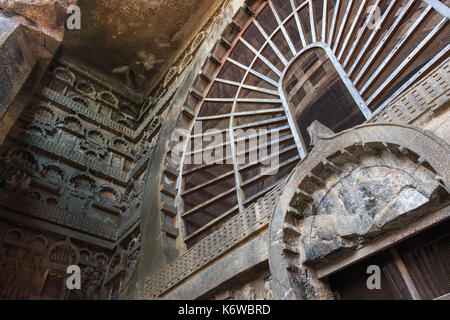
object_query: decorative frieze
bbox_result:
[40,87,165,147]
[0,222,112,300]
[140,182,283,299]
[370,57,450,125]
[0,190,117,240]
[41,88,135,138]
[10,128,128,184]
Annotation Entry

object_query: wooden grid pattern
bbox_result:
[178,0,450,247]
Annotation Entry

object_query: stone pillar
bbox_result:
[130,0,244,299]
[0,0,76,144]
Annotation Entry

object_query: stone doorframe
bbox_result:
[268,121,450,300]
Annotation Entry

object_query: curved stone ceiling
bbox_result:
[59,0,222,97]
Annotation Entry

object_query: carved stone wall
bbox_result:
[0,0,231,300]
[268,122,450,300]
[0,59,160,299]
[0,221,109,300]
[1,0,449,301]
[0,1,77,144]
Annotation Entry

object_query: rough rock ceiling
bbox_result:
[59,0,221,99]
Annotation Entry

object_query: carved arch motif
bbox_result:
[87,129,107,145]
[112,137,130,153]
[27,124,46,137]
[28,235,48,251]
[4,228,25,244]
[190,31,207,54]
[41,163,65,183]
[97,91,119,108]
[70,173,97,193]
[75,81,97,98]
[61,115,85,135]
[27,190,42,201]
[268,122,450,300]
[94,253,109,266]
[53,67,76,85]
[70,94,90,109]
[98,185,121,203]
[30,103,57,123]
[79,248,93,262]
[28,103,57,135]
[173,0,450,247]
[163,66,179,88]
[47,238,80,266]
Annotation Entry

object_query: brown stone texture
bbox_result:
[0,0,77,144]
[269,121,450,300]
[0,0,77,41]
[59,0,224,94]
[0,0,449,301]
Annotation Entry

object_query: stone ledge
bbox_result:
[140,183,282,299]
[0,189,117,240]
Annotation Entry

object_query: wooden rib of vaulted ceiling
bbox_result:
[178,0,450,248]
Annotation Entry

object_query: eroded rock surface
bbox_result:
[301,158,445,264]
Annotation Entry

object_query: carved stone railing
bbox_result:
[370,57,450,124]
[0,190,117,240]
[41,88,163,142]
[140,183,283,299]
[10,128,129,184]
[137,56,450,299]
[41,88,135,138]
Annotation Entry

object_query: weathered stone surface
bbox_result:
[269,122,450,300]
[0,1,75,144]
[0,15,39,121]
[301,165,441,263]
[0,0,76,41]
[161,233,269,300]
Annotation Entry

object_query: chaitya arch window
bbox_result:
[281,45,367,148]
[177,0,450,248]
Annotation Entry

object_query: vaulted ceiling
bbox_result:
[59,0,222,99]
